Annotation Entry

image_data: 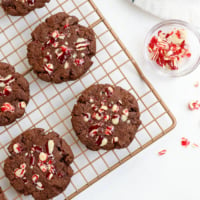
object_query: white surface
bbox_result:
[74,1,200,200]
[133,0,200,28]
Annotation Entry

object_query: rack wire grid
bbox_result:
[0,0,177,199]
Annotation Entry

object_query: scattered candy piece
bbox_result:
[194,81,199,87]
[181,137,190,147]
[188,100,200,110]
[158,149,167,156]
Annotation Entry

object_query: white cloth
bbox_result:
[132,0,200,28]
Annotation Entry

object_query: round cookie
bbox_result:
[27,12,96,83]
[4,128,74,200]
[2,0,50,16]
[0,62,29,126]
[71,84,141,151]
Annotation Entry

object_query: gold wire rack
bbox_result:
[0,0,176,199]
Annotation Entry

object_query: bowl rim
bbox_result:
[144,19,200,77]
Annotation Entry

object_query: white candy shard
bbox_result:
[48,140,54,154]
[100,138,108,147]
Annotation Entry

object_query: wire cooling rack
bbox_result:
[0,0,176,199]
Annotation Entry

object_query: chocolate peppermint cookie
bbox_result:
[71,84,141,151]
[27,12,96,83]
[4,128,74,200]
[0,187,7,200]
[0,62,29,126]
[2,0,50,16]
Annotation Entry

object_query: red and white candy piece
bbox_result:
[0,75,15,85]
[47,172,53,180]
[18,101,26,109]
[89,129,98,137]
[38,162,47,173]
[103,115,110,121]
[74,58,84,66]
[96,135,108,147]
[36,182,44,191]
[158,149,167,156]
[1,102,15,112]
[14,163,26,178]
[13,143,22,154]
[93,112,103,120]
[121,108,129,122]
[52,42,59,48]
[58,33,65,40]
[83,113,91,122]
[30,155,35,167]
[3,86,12,96]
[105,125,114,136]
[51,30,59,38]
[91,104,98,111]
[112,114,120,125]
[111,104,119,113]
[75,38,90,51]
[32,174,39,183]
[44,63,54,75]
[112,137,119,143]
[188,100,200,110]
[105,87,113,97]
[100,105,108,111]
[39,152,48,162]
[48,165,56,174]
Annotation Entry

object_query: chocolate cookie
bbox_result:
[4,128,74,200]
[27,12,96,83]
[71,84,141,151]
[2,0,50,16]
[0,187,7,200]
[0,62,29,126]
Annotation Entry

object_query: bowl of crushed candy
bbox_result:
[144,20,200,77]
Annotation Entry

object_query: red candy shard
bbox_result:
[181,137,190,147]
[1,102,15,112]
[158,149,167,156]
[3,86,12,96]
[30,155,35,166]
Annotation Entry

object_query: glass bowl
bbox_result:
[144,19,200,77]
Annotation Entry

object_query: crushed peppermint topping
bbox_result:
[13,143,22,154]
[148,28,191,70]
[83,87,132,146]
[14,163,26,178]
[12,138,58,191]
[158,149,167,156]
[188,100,200,110]
[1,102,15,112]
